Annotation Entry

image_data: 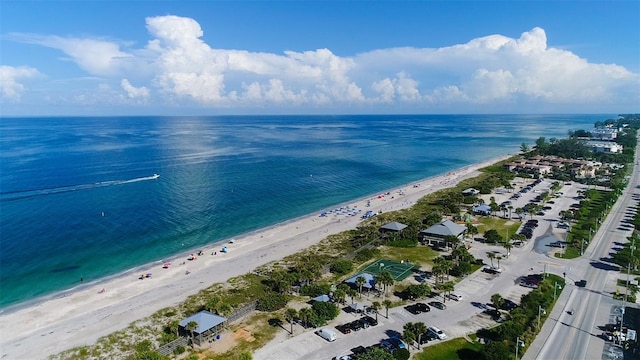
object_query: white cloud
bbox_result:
[0,65,40,100]
[5,20,639,112]
[120,79,150,101]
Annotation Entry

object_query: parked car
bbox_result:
[361,315,378,326]
[316,328,337,341]
[448,293,463,301]
[416,302,431,312]
[428,326,448,340]
[575,279,587,287]
[349,320,363,332]
[501,299,518,311]
[429,301,447,310]
[336,324,351,334]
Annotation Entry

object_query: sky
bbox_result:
[1,0,639,116]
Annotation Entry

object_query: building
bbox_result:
[419,220,466,248]
[590,128,618,141]
[179,311,227,346]
[587,141,624,154]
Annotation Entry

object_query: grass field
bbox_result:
[414,337,482,360]
[361,258,417,281]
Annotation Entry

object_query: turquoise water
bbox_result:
[0,114,605,308]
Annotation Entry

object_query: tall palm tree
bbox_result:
[333,289,346,305]
[413,322,428,349]
[355,276,366,298]
[496,255,503,269]
[504,243,513,258]
[487,252,496,268]
[383,299,392,319]
[298,307,312,329]
[285,308,298,335]
[371,301,381,321]
[377,270,394,296]
[490,293,504,313]
[186,321,199,347]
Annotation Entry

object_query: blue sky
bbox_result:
[1,1,638,116]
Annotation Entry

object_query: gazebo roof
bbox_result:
[345,273,376,289]
[421,220,466,237]
[179,310,227,334]
[380,222,408,232]
[313,294,331,302]
[473,204,492,212]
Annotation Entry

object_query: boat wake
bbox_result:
[0,174,160,202]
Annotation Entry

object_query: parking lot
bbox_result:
[254,178,589,360]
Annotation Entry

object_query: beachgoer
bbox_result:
[80,277,83,283]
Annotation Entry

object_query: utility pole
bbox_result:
[537,305,546,329]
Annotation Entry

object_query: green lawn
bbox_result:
[379,245,438,268]
[413,337,482,360]
[476,217,522,240]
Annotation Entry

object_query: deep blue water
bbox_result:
[0,114,606,308]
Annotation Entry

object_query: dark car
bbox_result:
[351,346,367,355]
[361,315,378,326]
[429,301,447,310]
[416,302,431,312]
[349,320,363,331]
[405,304,422,315]
[501,299,518,311]
[336,324,351,334]
[575,279,587,287]
[418,332,430,344]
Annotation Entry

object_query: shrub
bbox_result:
[300,284,331,297]
[387,238,418,247]
[256,292,288,312]
[355,248,380,262]
[173,345,185,355]
[329,260,353,275]
[311,301,340,323]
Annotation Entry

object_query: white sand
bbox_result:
[0,155,510,359]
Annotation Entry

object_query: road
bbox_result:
[525,141,640,360]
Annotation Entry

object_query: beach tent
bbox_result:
[179,310,227,346]
[312,294,331,302]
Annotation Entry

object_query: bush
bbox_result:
[311,301,340,323]
[393,348,410,360]
[387,238,418,247]
[355,248,380,262]
[173,345,186,355]
[329,260,353,275]
[300,284,331,297]
[256,292,288,311]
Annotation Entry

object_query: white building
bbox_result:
[590,128,618,141]
[587,140,623,154]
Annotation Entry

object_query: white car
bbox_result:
[448,293,463,301]
[428,326,448,340]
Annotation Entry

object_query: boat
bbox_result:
[151,174,160,179]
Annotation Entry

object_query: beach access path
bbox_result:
[0,155,511,360]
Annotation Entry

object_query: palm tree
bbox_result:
[466,223,478,241]
[490,293,504,312]
[496,255,503,269]
[383,299,392,319]
[504,243,513,258]
[347,288,358,304]
[355,276,366,298]
[371,301,381,321]
[333,289,346,305]
[298,307,312,329]
[487,252,496,268]
[515,207,524,220]
[439,281,455,302]
[377,270,394,296]
[285,308,297,335]
[413,322,427,349]
[402,324,416,349]
[186,321,198,347]
[169,319,180,338]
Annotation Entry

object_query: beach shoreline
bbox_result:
[0,153,512,359]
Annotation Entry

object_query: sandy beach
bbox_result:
[0,154,510,359]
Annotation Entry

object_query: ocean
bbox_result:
[0,114,606,309]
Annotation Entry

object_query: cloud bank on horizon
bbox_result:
[1,15,638,115]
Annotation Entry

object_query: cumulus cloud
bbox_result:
[120,79,150,101]
[0,65,40,100]
[5,18,639,112]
